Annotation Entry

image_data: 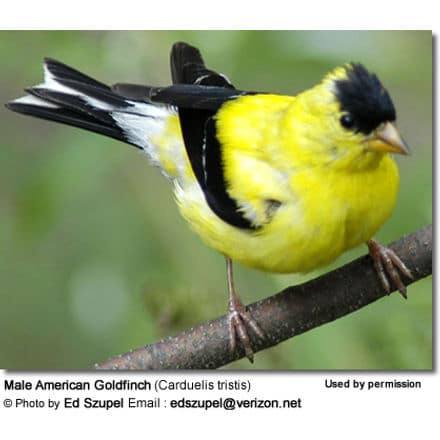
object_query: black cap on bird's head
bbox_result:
[334,63,396,135]
[333,63,409,155]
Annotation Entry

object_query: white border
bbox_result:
[0,2,436,437]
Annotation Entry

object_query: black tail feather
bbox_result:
[6,58,145,149]
[25,87,116,127]
[5,101,130,145]
[44,57,111,91]
[55,77,132,109]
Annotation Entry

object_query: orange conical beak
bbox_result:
[366,122,410,155]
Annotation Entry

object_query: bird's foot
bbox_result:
[367,239,414,299]
[228,296,265,363]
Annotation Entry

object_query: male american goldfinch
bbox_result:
[7,42,412,362]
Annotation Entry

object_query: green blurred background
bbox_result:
[0,31,432,370]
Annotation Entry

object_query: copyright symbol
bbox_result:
[3,399,12,408]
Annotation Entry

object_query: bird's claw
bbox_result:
[228,299,265,363]
[367,239,414,299]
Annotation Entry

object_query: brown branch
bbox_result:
[95,225,432,370]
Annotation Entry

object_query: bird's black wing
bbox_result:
[111,83,153,101]
[157,41,258,230]
[169,41,234,88]
[150,84,247,109]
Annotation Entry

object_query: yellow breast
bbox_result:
[175,93,400,274]
[177,154,398,273]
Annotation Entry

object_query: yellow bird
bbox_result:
[7,42,412,361]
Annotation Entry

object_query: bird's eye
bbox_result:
[340,114,355,129]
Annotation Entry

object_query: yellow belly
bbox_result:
[176,155,399,274]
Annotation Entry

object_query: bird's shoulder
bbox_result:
[212,94,298,227]
[215,93,296,158]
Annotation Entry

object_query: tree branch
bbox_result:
[95,225,432,370]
